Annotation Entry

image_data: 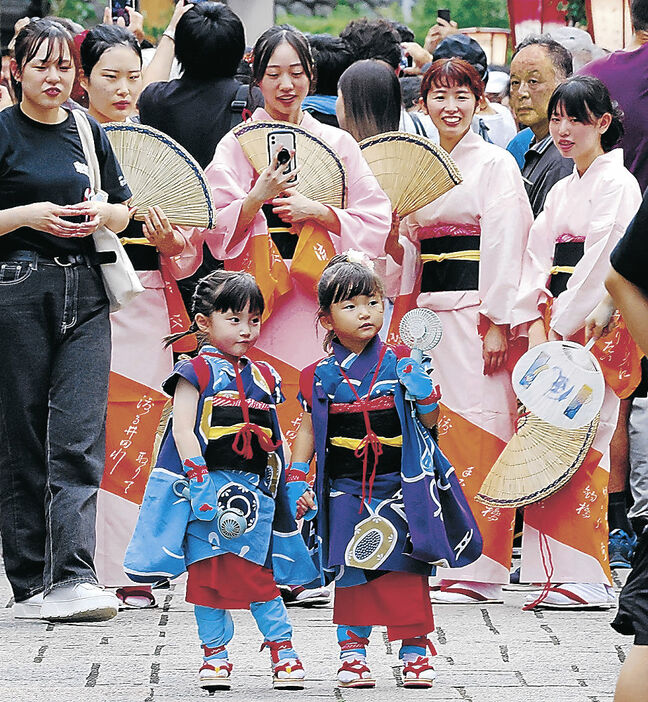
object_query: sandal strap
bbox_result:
[200,661,232,674]
[274,658,304,674]
[115,587,155,605]
[546,586,589,605]
[439,584,491,601]
[338,659,371,675]
[261,639,294,663]
[403,656,434,677]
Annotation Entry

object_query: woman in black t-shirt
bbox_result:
[0,19,130,623]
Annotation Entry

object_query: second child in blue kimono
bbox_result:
[287,254,482,689]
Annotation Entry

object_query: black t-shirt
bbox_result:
[139,76,263,168]
[0,105,131,259]
[610,188,648,294]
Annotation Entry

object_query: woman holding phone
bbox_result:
[0,19,130,621]
[196,25,391,440]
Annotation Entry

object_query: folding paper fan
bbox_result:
[359,131,462,217]
[476,410,599,509]
[232,120,347,208]
[104,122,215,228]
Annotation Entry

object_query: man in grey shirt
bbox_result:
[508,35,574,217]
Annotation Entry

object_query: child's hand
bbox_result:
[183,456,218,521]
[396,357,434,400]
[296,490,317,520]
[285,461,317,521]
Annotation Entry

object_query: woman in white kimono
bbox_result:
[512,76,642,608]
[400,58,534,604]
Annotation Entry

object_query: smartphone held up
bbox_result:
[267,130,298,185]
[111,0,137,26]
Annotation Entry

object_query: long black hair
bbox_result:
[11,19,75,101]
[547,75,624,153]
[164,270,265,348]
[80,24,142,79]
[338,59,401,142]
[317,254,385,352]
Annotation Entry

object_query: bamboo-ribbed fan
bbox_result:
[359,131,462,217]
[104,122,215,228]
[476,410,599,509]
[232,120,347,208]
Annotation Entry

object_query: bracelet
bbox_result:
[162,30,175,41]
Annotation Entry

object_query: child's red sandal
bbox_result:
[402,654,437,688]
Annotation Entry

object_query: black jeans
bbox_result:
[0,252,111,602]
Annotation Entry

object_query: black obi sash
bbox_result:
[326,398,402,480]
[263,203,296,260]
[205,401,274,475]
[421,235,480,292]
[549,240,585,297]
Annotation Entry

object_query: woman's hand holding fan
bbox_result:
[142,206,184,256]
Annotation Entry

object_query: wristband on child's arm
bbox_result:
[415,384,442,414]
[285,461,317,521]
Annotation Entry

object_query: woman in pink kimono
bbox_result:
[511,76,642,609]
[191,26,391,441]
[400,58,534,604]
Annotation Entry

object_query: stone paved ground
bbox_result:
[0,566,631,702]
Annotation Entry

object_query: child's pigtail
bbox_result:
[163,319,200,349]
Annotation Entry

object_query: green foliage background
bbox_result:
[278,0,511,44]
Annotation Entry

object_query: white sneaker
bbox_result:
[13,591,44,620]
[41,583,119,622]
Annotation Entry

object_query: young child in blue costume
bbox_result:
[287,254,482,689]
[124,270,317,691]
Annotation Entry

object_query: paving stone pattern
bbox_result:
[0,565,631,702]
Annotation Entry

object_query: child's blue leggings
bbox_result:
[336,625,428,659]
[195,596,295,660]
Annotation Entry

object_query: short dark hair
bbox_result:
[338,59,401,141]
[80,24,141,77]
[421,58,485,104]
[513,34,573,79]
[251,24,315,91]
[548,75,624,152]
[340,18,401,71]
[631,0,648,31]
[400,75,423,110]
[307,33,352,96]
[389,20,415,43]
[175,2,245,80]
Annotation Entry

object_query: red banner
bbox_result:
[507,0,568,46]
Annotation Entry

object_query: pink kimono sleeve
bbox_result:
[205,131,268,260]
[162,226,204,279]
[551,181,642,338]
[478,156,533,326]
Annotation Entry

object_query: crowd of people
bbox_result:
[1,0,648,698]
